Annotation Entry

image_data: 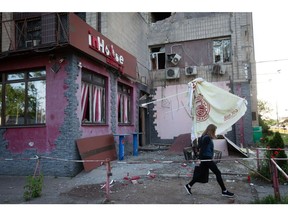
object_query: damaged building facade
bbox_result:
[0,12,257,176]
[146,12,257,148]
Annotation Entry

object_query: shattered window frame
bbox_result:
[150,46,166,70]
[213,38,231,63]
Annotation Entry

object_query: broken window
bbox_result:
[81,70,107,124]
[118,83,132,124]
[150,46,166,70]
[151,13,171,23]
[213,38,231,63]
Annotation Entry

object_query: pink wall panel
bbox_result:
[0,55,67,154]
[5,127,47,153]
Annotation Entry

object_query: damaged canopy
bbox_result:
[188,78,247,141]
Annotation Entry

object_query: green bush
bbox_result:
[269,132,288,171]
[259,116,271,135]
[258,132,288,182]
[23,174,44,201]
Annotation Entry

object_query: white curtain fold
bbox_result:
[92,86,102,122]
[117,93,129,123]
[81,82,89,121]
[82,82,104,123]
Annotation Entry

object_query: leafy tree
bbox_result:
[269,132,288,169]
[258,100,273,119]
[257,100,274,135]
[259,115,271,135]
[259,132,288,182]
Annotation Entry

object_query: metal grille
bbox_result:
[1,13,70,53]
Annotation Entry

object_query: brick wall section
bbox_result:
[148,88,175,145]
[148,13,231,45]
[86,13,98,30]
[148,88,160,144]
[44,54,83,176]
[109,71,118,154]
[109,72,118,135]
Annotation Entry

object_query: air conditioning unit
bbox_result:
[167,53,181,65]
[166,67,180,79]
[25,39,40,48]
[212,64,226,75]
[219,64,226,75]
[25,40,33,48]
[185,66,197,75]
[171,54,181,65]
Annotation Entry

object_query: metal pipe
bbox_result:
[271,158,288,180]
[270,159,281,200]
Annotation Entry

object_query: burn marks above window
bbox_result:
[151,13,171,23]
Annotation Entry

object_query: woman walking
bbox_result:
[184,124,234,198]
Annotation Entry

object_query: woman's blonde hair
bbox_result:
[202,124,217,139]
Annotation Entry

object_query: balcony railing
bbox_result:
[1,13,70,54]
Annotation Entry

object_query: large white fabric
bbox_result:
[188,78,247,141]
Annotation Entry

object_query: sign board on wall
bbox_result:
[68,13,137,79]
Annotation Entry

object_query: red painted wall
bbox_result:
[0,55,68,153]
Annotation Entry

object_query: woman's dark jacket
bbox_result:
[198,134,214,159]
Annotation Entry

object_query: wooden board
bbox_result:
[76,134,117,171]
[223,135,248,157]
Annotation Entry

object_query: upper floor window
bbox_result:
[16,17,41,49]
[81,70,107,124]
[213,38,231,63]
[118,83,132,124]
[150,46,166,70]
[0,69,46,126]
